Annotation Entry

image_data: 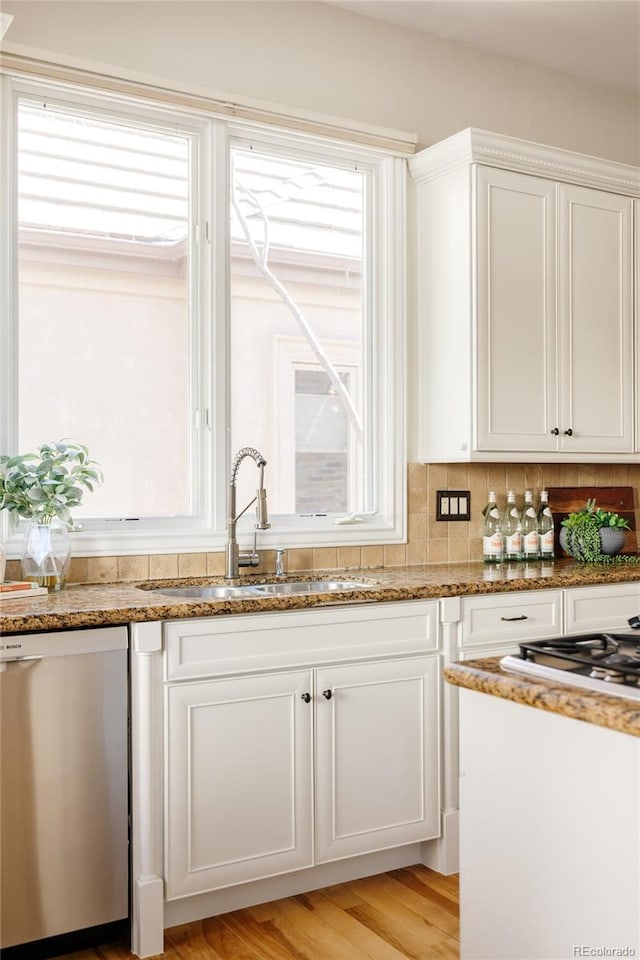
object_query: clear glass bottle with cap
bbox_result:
[502,490,522,561]
[537,489,555,560]
[521,489,540,560]
[482,491,504,563]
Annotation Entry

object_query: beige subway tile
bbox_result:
[523,464,544,496]
[576,465,597,487]
[407,514,427,565]
[337,547,362,570]
[117,555,149,582]
[288,548,313,572]
[203,552,225,576]
[313,547,337,571]
[540,464,562,487]
[428,516,444,540]
[448,538,470,563]
[86,556,119,583]
[594,465,614,487]
[505,465,526,494]
[469,539,484,562]
[447,519,470,540]
[486,464,507,495]
[427,539,449,564]
[251,550,275,576]
[66,556,89,584]
[447,464,469,489]
[383,543,406,567]
[426,464,448,510]
[407,462,428,514]
[360,545,384,568]
[559,464,579,486]
[149,554,179,580]
[178,553,207,578]
[610,464,630,485]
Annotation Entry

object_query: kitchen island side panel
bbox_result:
[458,687,640,960]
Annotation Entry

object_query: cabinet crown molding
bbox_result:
[409,128,640,196]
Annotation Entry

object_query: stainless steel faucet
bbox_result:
[225,447,270,579]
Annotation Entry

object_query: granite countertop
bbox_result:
[1,558,639,633]
[445,656,640,738]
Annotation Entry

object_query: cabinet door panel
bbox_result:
[558,185,633,452]
[165,670,313,899]
[315,656,440,863]
[475,166,557,451]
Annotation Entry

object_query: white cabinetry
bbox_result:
[165,670,313,899]
[315,656,439,863]
[564,582,640,635]
[410,128,639,462]
[163,602,440,900]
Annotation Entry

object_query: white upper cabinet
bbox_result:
[410,128,639,463]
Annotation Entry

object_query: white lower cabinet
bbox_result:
[163,602,440,901]
[165,670,313,900]
[314,656,440,864]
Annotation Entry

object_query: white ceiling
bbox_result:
[328,1,640,95]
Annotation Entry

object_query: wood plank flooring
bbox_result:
[69,867,459,960]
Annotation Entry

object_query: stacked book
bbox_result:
[0,580,48,600]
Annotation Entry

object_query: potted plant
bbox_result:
[0,440,103,589]
[559,498,631,562]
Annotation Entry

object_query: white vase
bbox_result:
[20,518,71,590]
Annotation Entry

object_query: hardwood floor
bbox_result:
[69,866,459,960]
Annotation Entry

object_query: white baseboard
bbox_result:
[421,810,459,875]
[163,842,423,928]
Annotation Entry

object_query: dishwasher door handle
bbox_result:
[1,655,44,663]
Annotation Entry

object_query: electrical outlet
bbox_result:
[436,490,471,521]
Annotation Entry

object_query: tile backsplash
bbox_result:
[7,462,639,584]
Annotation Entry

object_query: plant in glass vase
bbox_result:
[0,440,103,589]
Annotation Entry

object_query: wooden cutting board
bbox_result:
[546,486,637,555]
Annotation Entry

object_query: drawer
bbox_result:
[564,583,640,634]
[459,590,563,648]
[164,600,439,680]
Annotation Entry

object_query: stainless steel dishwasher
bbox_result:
[0,625,129,951]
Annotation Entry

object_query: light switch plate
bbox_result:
[436,489,471,521]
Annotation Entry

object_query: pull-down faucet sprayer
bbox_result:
[225,447,270,579]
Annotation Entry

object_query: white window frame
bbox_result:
[0,73,406,558]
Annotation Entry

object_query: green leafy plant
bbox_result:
[0,440,103,525]
[560,498,634,563]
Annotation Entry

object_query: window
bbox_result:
[0,75,405,556]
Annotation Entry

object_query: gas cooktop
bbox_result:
[501,616,640,702]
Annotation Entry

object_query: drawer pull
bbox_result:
[500,614,529,622]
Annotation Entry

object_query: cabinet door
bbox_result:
[315,656,439,863]
[558,185,634,453]
[475,166,557,452]
[564,583,640,634]
[165,670,313,899]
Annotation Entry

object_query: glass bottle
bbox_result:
[537,489,555,560]
[502,490,522,561]
[521,489,540,560]
[482,491,504,563]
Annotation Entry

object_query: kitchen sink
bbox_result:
[148,585,258,600]
[249,580,376,596]
[146,579,376,600]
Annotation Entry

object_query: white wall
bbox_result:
[2,1,637,163]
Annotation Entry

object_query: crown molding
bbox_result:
[409,128,640,196]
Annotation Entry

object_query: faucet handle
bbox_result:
[275,549,286,578]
